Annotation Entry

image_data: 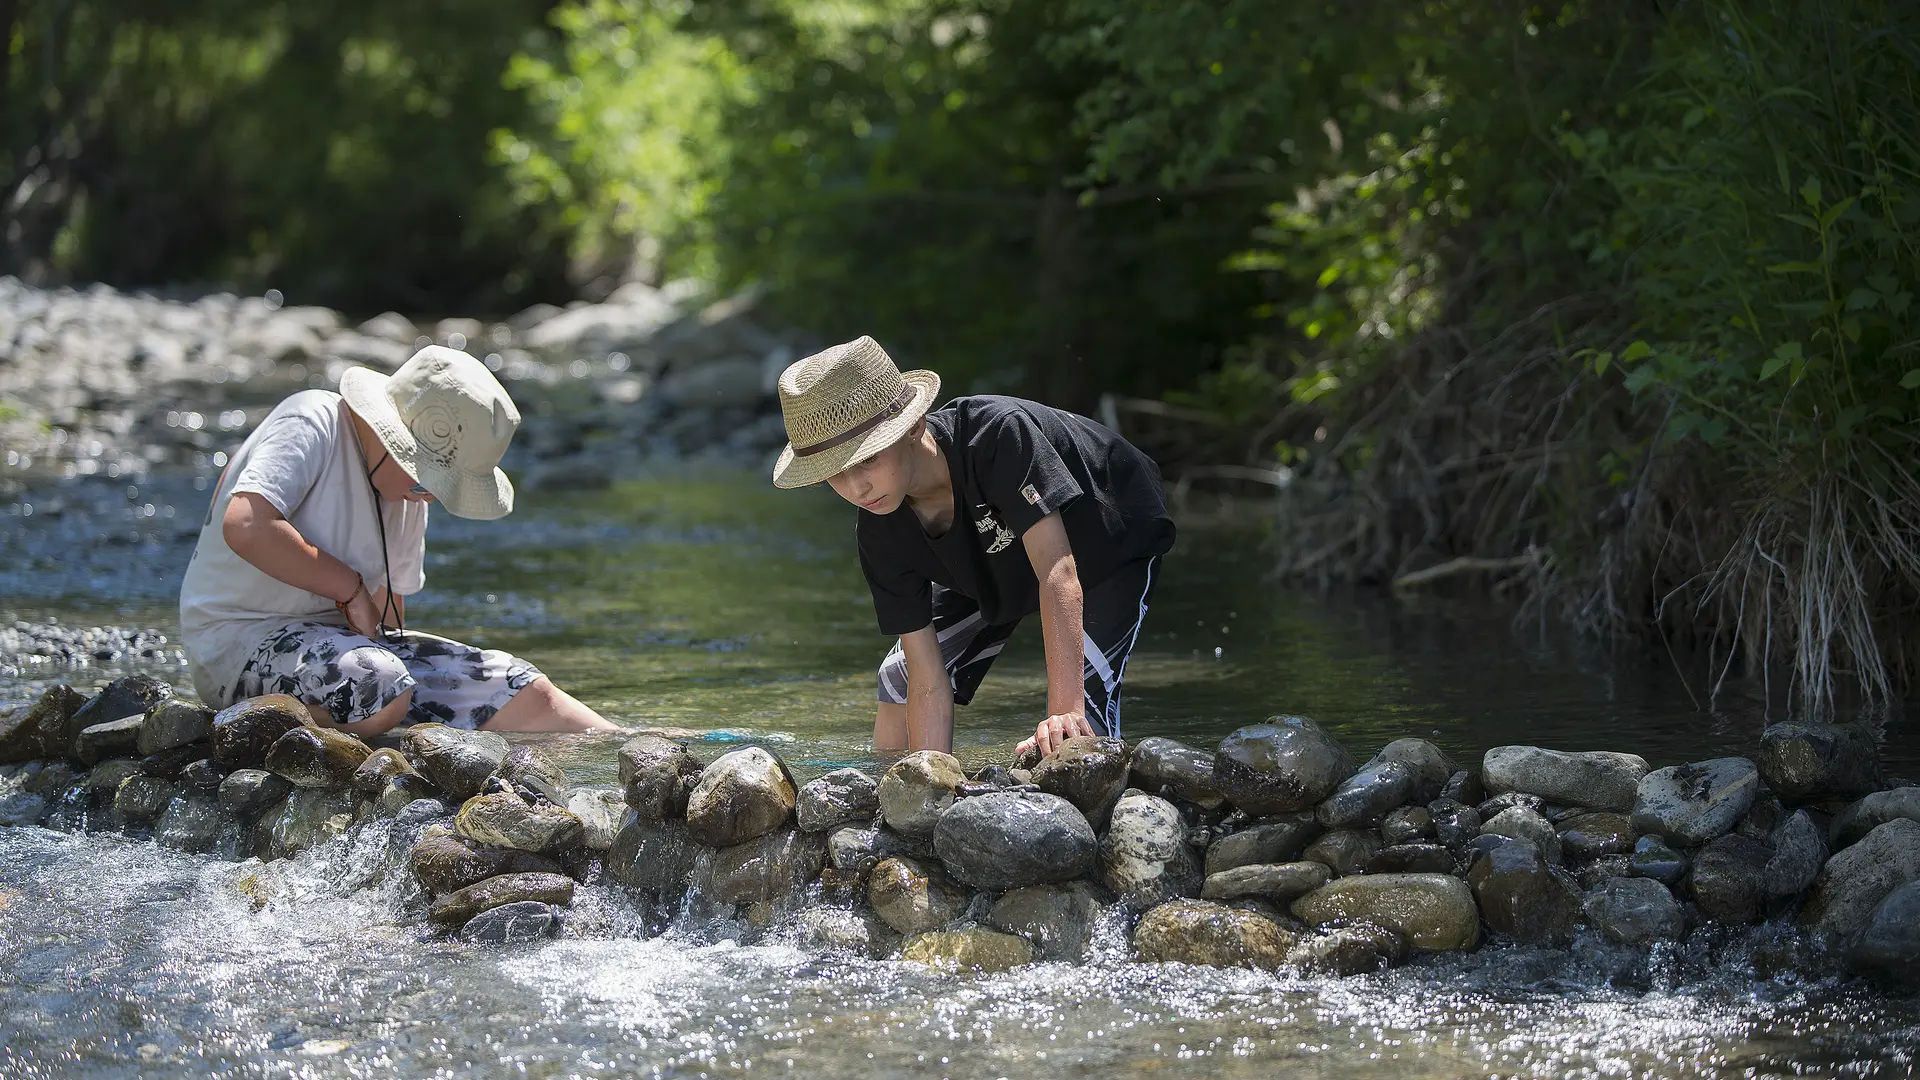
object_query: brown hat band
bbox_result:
[791,384,917,457]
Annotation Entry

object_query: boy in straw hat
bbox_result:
[178,345,617,733]
[773,336,1175,757]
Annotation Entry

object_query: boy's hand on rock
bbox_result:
[1029,711,1094,758]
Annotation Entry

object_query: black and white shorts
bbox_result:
[877,555,1161,737]
[228,621,545,731]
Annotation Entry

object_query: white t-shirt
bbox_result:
[179,390,429,704]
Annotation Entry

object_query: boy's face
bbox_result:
[826,433,912,514]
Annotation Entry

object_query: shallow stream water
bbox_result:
[3,470,1919,1077]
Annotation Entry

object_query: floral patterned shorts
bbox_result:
[229,621,545,731]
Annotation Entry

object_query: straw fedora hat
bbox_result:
[339,345,520,520]
[772,337,940,489]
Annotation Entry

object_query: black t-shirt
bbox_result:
[857,395,1176,635]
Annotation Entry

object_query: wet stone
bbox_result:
[1099,791,1202,907]
[1630,834,1690,885]
[795,768,880,833]
[1293,873,1482,951]
[3,685,84,763]
[1204,814,1322,876]
[265,727,372,789]
[1736,797,1788,842]
[878,750,966,838]
[1802,818,1920,939]
[607,814,703,899]
[1316,759,1416,829]
[934,791,1096,891]
[1757,721,1882,802]
[792,906,898,959]
[1381,806,1434,845]
[1765,809,1827,897]
[1480,807,1563,865]
[901,927,1035,973]
[211,695,309,769]
[84,760,144,803]
[1200,861,1331,902]
[455,791,585,855]
[499,746,569,805]
[139,742,208,780]
[460,901,561,945]
[263,788,355,858]
[409,834,565,894]
[1371,739,1456,805]
[177,758,225,796]
[1286,923,1409,977]
[1477,791,1545,819]
[867,856,969,936]
[1576,854,1635,890]
[1687,833,1770,924]
[396,798,454,826]
[704,828,826,907]
[0,788,49,826]
[1830,787,1920,850]
[400,724,509,802]
[685,747,795,848]
[1468,839,1582,946]
[1366,843,1454,875]
[66,675,171,759]
[1428,800,1482,847]
[615,734,700,821]
[1849,880,1920,979]
[1134,898,1295,970]
[1481,746,1649,812]
[825,822,929,879]
[1302,828,1381,877]
[1632,757,1760,847]
[429,872,576,926]
[1212,717,1358,816]
[350,748,421,798]
[217,769,291,819]
[1557,812,1635,861]
[377,775,442,816]
[1032,736,1131,828]
[565,788,625,851]
[115,775,178,826]
[988,881,1107,963]
[1130,736,1226,809]
[137,700,214,757]
[1584,876,1684,944]
[1440,769,1484,806]
[154,794,221,853]
[75,716,144,766]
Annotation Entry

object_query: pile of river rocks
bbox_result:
[4,678,1918,973]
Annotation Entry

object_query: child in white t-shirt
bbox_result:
[179,345,616,734]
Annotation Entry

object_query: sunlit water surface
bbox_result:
[3,471,1918,1078]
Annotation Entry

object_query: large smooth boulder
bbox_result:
[704,828,827,907]
[429,872,575,926]
[934,791,1096,891]
[606,813,704,898]
[1481,746,1649,812]
[901,927,1035,973]
[1830,787,1920,849]
[1584,877,1684,944]
[1032,736,1130,828]
[867,856,968,936]
[1371,739,1456,804]
[1204,814,1321,876]
[1802,818,1920,939]
[64,675,171,760]
[1480,806,1563,866]
[1316,759,1416,829]
[74,716,144,766]
[1756,721,1882,802]
[3,685,84,762]
[265,727,372,788]
[616,734,700,820]
[1130,737,1226,808]
[1201,861,1331,902]
[400,724,509,802]
[1765,810,1827,897]
[1212,718,1357,815]
[1469,839,1582,945]
[1099,791,1202,906]
[1293,873,1482,951]
[137,700,214,757]
[684,747,795,848]
[988,881,1107,962]
[455,791,586,855]
[211,695,309,769]
[796,768,880,832]
[1849,880,1920,978]
[1133,898,1295,969]
[1686,834,1770,924]
[878,750,966,838]
[1631,757,1759,847]
[409,834,564,894]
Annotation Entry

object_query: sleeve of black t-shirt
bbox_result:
[978,406,1083,536]
[857,520,934,635]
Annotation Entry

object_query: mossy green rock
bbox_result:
[1133,898,1296,970]
[901,927,1035,973]
[429,871,576,926]
[1292,873,1482,951]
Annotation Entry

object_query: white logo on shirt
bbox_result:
[975,508,1015,554]
[1021,483,1041,506]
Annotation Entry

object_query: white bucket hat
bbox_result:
[338,345,519,520]
[771,336,940,489]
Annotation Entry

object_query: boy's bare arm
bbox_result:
[223,491,380,635]
[1022,511,1092,756]
[899,624,955,752]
